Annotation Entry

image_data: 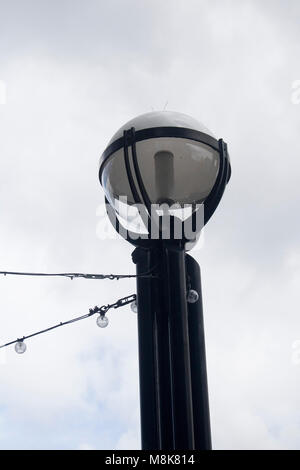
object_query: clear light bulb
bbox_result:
[96,315,109,328]
[187,289,199,304]
[15,341,26,354]
[131,300,138,313]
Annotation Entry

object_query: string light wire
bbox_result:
[0,263,155,352]
[0,293,136,352]
[0,268,156,281]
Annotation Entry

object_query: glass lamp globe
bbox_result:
[15,341,26,354]
[99,111,220,234]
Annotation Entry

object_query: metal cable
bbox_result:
[0,267,156,281]
[0,293,136,350]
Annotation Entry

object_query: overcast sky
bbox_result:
[0,0,300,450]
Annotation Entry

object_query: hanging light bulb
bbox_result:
[187,289,199,304]
[131,300,138,313]
[96,315,109,328]
[15,341,26,354]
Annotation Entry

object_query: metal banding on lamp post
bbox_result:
[98,111,231,450]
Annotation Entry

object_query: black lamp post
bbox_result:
[99,111,231,450]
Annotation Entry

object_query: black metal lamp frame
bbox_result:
[99,126,231,248]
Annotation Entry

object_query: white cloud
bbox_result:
[78,443,95,450]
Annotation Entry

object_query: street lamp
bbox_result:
[99,111,231,450]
